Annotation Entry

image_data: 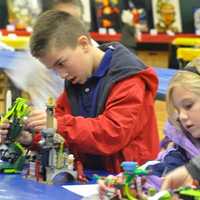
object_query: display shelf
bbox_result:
[90,32,200,44]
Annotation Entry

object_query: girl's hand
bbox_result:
[161,166,194,190]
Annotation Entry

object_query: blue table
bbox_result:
[0,174,81,200]
[0,50,177,100]
[155,67,177,100]
[0,169,110,200]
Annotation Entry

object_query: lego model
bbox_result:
[7,0,42,30]
[0,97,77,184]
[96,161,150,200]
[95,0,121,34]
[96,161,200,200]
[25,97,77,184]
[0,97,31,173]
[153,0,182,33]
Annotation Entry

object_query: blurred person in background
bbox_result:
[3,0,90,111]
[51,0,84,20]
[0,0,8,28]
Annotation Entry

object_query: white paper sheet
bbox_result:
[62,184,99,197]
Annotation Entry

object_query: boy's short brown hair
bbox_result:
[30,10,89,58]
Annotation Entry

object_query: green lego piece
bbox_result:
[3,168,17,174]
[0,97,30,124]
[148,187,157,196]
[0,142,26,173]
[0,97,31,142]
[178,188,200,198]
[159,192,171,200]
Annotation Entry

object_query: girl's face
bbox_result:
[172,86,200,138]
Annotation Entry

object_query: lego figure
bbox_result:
[96,0,121,34]
[25,97,77,184]
[97,161,150,200]
[7,0,42,30]
[155,0,179,33]
[120,1,148,53]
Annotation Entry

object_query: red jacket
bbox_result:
[55,67,160,174]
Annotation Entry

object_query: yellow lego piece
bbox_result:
[177,47,200,61]
[0,36,30,50]
[172,38,200,46]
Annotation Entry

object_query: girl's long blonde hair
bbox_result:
[166,64,200,128]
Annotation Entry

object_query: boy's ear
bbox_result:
[77,35,90,52]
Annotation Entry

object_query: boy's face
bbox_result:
[172,86,200,138]
[39,37,93,85]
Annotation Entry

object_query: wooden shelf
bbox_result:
[137,50,169,68]
[90,32,199,44]
[1,29,199,45]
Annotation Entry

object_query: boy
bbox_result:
[28,10,159,173]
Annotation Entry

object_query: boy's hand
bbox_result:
[0,121,10,144]
[0,121,32,146]
[17,130,33,146]
[26,108,47,131]
[161,166,193,190]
